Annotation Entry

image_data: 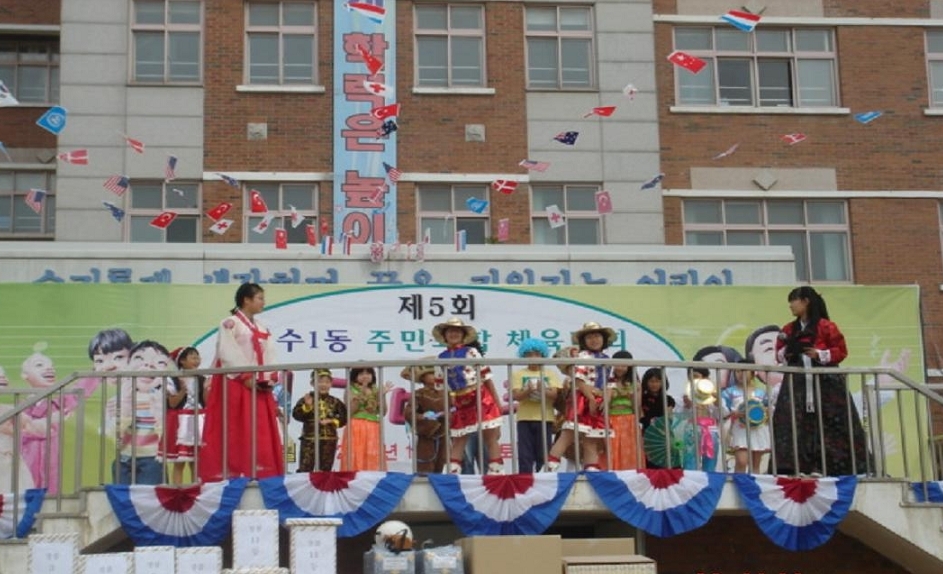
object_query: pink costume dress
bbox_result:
[198,311,284,482]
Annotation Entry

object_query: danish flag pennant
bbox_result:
[249,189,268,213]
[258,472,413,537]
[123,135,145,154]
[585,470,726,537]
[104,479,249,546]
[732,474,857,551]
[428,473,578,536]
[356,44,384,76]
[57,149,88,165]
[781,133,807,145]
[491,180,518,195]
[0,489,46,539]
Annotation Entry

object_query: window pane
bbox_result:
[717,59,752,106]
[168,32,199,81]
[457,218,487,243]
[756,30,790,52]
[135,0,165,24]
[561,38,591,87]
[286,217,310,243]
[166,215,198,243]
[678,59,715,104]
[420,217,453,243]
[533,218,564,245]
[166,184,198,209]
[684,200,722,224]
[795,29,831,52]
[929,31,943,54]
[283,35,314,83]
[768,201,803,224]
[19,44,49,63]
[283,185,314,210]
[797,59,834,106]
[451,6,482,30]
[566,187,597,210]
[417,37,448,86]
[169,1,201,24]
[807,201,845,224]
[283,3,314,26]
[134,32,165,81]
[416,5,447,29]
[527,38,558,88]
[131,216,162,242]
[685,231,723,245]
[674,28,711,51]
[715,29,749,52]
[13,198,41,232]
[16,67,47,102]
[526,8,557,32]
[50,66,59,102]
[568,218,598,244]
[725,201,761,224]
[931,61,943,106]
[560,7,591,31]
[532,186,564,211]
[247,217,275,243]
[44,195,55,233]
[726,231,763,245]
[757,59,792,107]
[15,172,46,190]
[249,2,279,26]
[769,231,808,282]
[810,232,849,281]
[254,185,280,209]
[249,35,279,83]
[451,37,482,85]
[418,186,451,211]
[131,184,163,209]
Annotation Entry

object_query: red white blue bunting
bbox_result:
[732,474,857,551]
[585,470,725,537]
[105,478,248,546]
[911,481,943,502]
[258,471,413,538]
[427,472,577,535]
[0,489,45,539]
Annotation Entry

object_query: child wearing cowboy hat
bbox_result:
[432,317,504,475]
[510,338,561,473]
[292,369,347,472]
[401,361,446,474]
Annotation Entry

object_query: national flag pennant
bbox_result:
[583,106,617,118]
[149,211,178,230]
[667,50,707,74]
[343,234,353,256]
[553,131,579,145]
[465,197,489,214]
[640,173,665,190]
[24,188,46,214]
[623,83,638,99]
[252,213,275,234]
[455,229,467,252]
[376,119,398,138]
[274,228,288,250]
[218,173,240,188]
[305,224,317,246]
[206,201,233,221]
[546,204,566,229]
[371,102,400,121]
[519,159,550,172]
[103,175,130,196]
[595,190,613,214]
[720,10,762,33]
[363,79,390,98]
[320,219,330,238]
[164,155,177,181]
[491,179,518,195]
[321,235,334,255]
[289,205,305,228]
[57,149,89,165]
[356,44,385,77]
[712,142,740,160]
[345,0,386,25]
[497,218,510,242]
[383,161,402,183]
[0,79,19,106]
[854,111,882,124]
[781,133,807,145]
[209,218,234,235]
[124,136,145,154]
[102,201,125,222]
[249,189,269,213]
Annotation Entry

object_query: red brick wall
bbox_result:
[0,0,59,24]
[824,0,929,18]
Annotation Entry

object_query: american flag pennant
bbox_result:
[149,211,178,229]
[497,218,510,242]
[454,229,467,252]
[491,179,518,195]
[25,188,46,214]
[343,234,353,256]
[164,155,177,181]
[123,135,145,154]
[623,83,638,99]
[383,161,402,183]
[102,201,125,222]
[371,102,400,121]
[0,142,11,162]
[205,201,233,221]
[667,50,707,74]
[103,175,130,196]
[57,149,88,165]
[356,44,385,76]
[289,205,305,228]
[305,224,317,246]
[377,119,398,138]
[249,189,268,213]
[595,190,613,214]
[553,131,579,145]
[640,173,665,190]
[252,213,275,234]
[274,228,288,249]
[712,143,740,160]
[546,205,566,229]
[0,80,19,106]
[781,133,807,145]
[720,10,762,32]
[209,218,234,235]
[321,235,334,255]
[519,159,550,172]
[583,106,617,118]
[465,197,489,214]
[363,79,390,97]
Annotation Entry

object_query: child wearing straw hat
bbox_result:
[432,317,504,474]
[401,361,446,474]
[292,369,347,472]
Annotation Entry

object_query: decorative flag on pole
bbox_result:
[164,155,177,181]
[149,211,178,230]
[371,103,400,121]
[24,189,46,214]
[519,159,550,172]
[553,131,579,145]
[345,1,386,25]
[343,234,353,256]
[546,205,565,229]
[103,175,130,196]
[356,44,384,76]
[363,79,390,98]
[497,218,510,242]
[35,106,68,135]
[781,133,807,145]
[640,173,665,190]
[0,142,11,162]
[252,213,275,234]
[465,197,489,214]
[377,119,398,138]
[595,190,613,214]
[124,135,145,154]
[0,80,19,106]
[209,219,233,235]
[102,201,126,222]
[0,489,46,539]
[622,83,638,99]
[491,180,518,195]
[205,202,233,221]
[382,162,402,183]
[289,205,305,228]
[455,229,467,252]
[274,228,288,250]
[667,51,707,74]
[712,143,740,160]
[583,106,617,118]
[321,235,334,255]
[57,149,89,165]
[305,224,317,246]
[218,173,240,188]
[854,111,883,124]
[249,189,268,213]
[720,10,762,32]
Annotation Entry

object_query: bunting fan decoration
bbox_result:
[428,472,577,535]
[105,478,248,546]
[911,481,943,502]
[258,471,413,537]
[0,489,46,539]
[732,474,857,551]
[585,469,725,537]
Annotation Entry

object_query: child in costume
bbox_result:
[510,338,561,473]
[340,367,392,471]
[681,372,720,471]
[721,360,770,473]
[606,350,640,470]
[639,367,676,469]
[401,362,446,474]
[115,340,169,484]
[433,317,504,475]
[293,369,347,472]
[544,345,598,471]
[158,347,206,484]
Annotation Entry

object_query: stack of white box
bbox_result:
[27,533,79,574]
[285,517,342,574]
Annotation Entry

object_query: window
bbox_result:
[683,199,850,282]
[674,27,837,108]
[531,184,600,245]
[246,1,316,85]
[414,4,485,87]
[928,30,943,107]
[0,171,56,236]
[418,184,489,243]
[0,38,59,103]
[129,182,200,242]
[525,6,594,89]
[132,0,202,83]
[244,183,317,243]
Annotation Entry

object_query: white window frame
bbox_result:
[128,181,202,243]
[245,1,318,86]
[414,4,486,88]
[0,169,56,238]
[0,37,59,104]
[682,198,852,283]
[524,5,595,90]
[673,27,839,109]
[417,184,490,244]
[243,182,318,244]
[927,30,943,107]
[530,183,601,245]
[131,0,203,84]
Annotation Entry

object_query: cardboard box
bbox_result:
[364,549,416,574]
[416,545,464,574]
[562,554,656,574]
[561,538,636,557]
[458,535,562,574]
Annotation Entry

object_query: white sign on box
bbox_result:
[134,546,176,574]
[28,533,78,574]
[175,546,222,573]
[233,509,280,568]
[78,553,133,574]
